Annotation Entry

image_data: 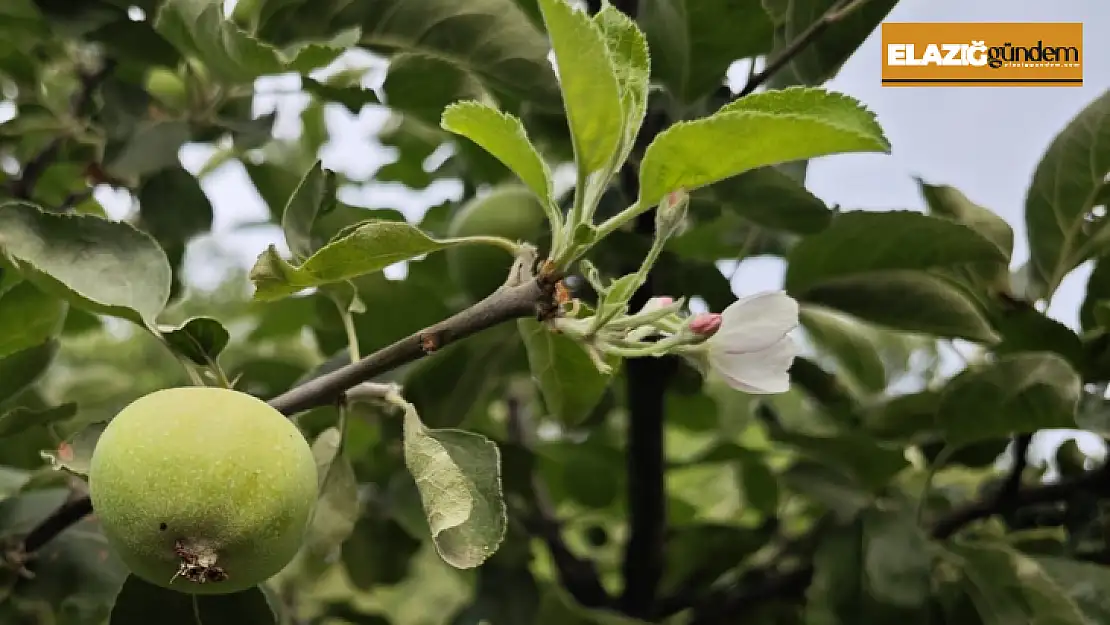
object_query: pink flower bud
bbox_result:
[688,312,722,336]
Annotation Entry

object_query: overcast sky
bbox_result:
[94,0,1110,462]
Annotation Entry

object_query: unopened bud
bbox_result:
[640,296,674,313]
[655,188,689,238]
[688,312,722,336]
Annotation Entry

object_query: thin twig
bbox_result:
[996,433,1034,504]
[733,0,871,99]
[507,396,613,609]
[13,265,558,558]
[268,275,555,415]
[21,495,93,553]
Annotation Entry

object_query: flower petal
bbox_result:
[713,291,799,354]
[710,334,796,394]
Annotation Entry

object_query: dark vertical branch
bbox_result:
[619,216,676,618]
[607,0,671,611]
[998,433,1034,503]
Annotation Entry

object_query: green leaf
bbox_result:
[0,202,171,327]
[518,317,620,426]
[780,461,873,521]
[282,26,361,74]
[592,4,650,170]
[0,280,67,360]
[300,427,359,575]
[944,539,1087,625]
[103,120,192,181]
[917,178,1013,258]
[1080,255,1110,332]
[458,557,542,625]
[772,429,908,491]
[805,509,930,624]
[109,575,276,624]
[384,53,488,127]
[441,101,555,204]
[136,166,215,252]
[660,523,772,596]
[537,0,624,174]
[799,304,886,393]
[154,0,351,83]
[356,0,561,106]
[0,402,76,438]
[637,87,890,208]
[535,584,650,625]
[539,440,622,509]
[799,270,1000,343]
[249,220,466,301]
[401,400,506,569]
[303,76,380,115]
[1024,89,1110,293]
[280,160,338,261]
[638,0,773,103]
[158,316,230,366]
[804,519,867,624]
[1035,556,1110,624]
[787,211,1008,292]
[938,352,1081,446]
[0,340,58,404]
[706,166,832,235]
[341,512,422,590]
[783,210,1007,341]
[404,327,521,428]
[862,505,931,607]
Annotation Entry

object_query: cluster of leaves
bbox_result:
[2,0,1110,624]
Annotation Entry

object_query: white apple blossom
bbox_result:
[693,291,799,394]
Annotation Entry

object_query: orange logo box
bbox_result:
[881,22,1083,87]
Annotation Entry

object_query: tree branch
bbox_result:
[268,276,555,415]
[21,494,93,553]
[732,0,871,99]
[682,457,1110,624]
[11,58,116,201]
[930,447,1110,540]
[507,396,613,609]
[12,270,558,559]
[997,433,1034,504]
[611,2,673,607]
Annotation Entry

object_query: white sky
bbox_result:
[91,0,1110,463]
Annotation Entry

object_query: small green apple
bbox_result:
[144,68,189,111]
[88,386,318,595]
[446,184,550,301]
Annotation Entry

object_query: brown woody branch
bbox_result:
[267,275,555,414]
[12,271,559,561]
